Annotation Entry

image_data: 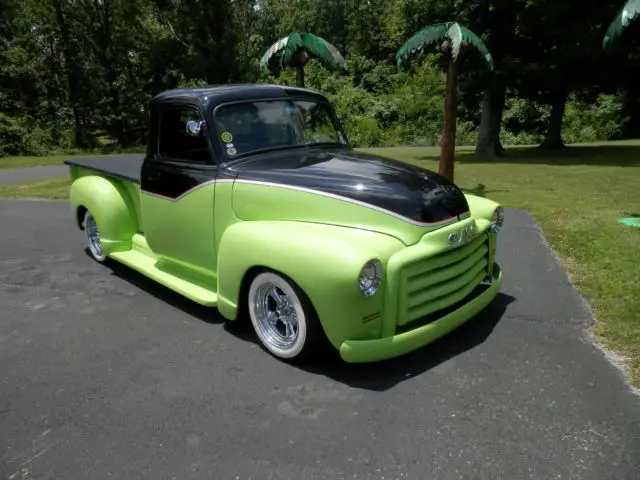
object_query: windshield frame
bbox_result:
[209,96,350,162]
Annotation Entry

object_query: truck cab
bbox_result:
[65,84,504,364]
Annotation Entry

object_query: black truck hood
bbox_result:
[226,147,470,225]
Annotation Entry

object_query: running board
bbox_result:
[109,236,218,306]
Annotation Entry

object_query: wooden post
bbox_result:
[440,48,458,182]
[296,65,305,88]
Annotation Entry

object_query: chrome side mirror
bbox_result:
[186,120,205,136]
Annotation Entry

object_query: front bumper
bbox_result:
[339,264,502,363]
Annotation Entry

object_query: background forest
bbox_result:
[2,0,640,157]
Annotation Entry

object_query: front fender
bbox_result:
[465,193,501,273]
[216,220,405,348]
[69,175,138,256]
[464,193,500,220]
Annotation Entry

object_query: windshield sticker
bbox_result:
[226,147,237,156]
[221,131,233,143]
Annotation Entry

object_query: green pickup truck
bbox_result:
[65,84,504,363]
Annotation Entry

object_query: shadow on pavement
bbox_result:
[102,248,514,391]
[444,144,640,167]
[296,292,515,391]
[102,254,223,325]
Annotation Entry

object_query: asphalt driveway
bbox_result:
[1,199,639,479]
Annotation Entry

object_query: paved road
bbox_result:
[1,200,639,480]
[0,165,68,185]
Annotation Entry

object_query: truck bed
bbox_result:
[64,154,144,183]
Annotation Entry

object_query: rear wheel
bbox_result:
[247,271,323,362]
[83,209,106,263]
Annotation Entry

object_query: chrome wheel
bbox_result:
[84,210,106,262]
[248,272,308,359]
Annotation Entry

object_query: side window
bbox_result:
[158,106,210,163]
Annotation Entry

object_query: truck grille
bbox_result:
[397,233,489,326]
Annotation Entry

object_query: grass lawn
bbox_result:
[1,142,639,386]
[365,142,640,386]
[0,151,143,169]
[0,154,77,169]
[0,176,71,199]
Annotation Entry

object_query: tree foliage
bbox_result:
[0,0,638,156]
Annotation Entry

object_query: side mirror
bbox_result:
[186,120,205,136]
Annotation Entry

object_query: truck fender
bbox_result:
[216,220,404,348]
[464,193,500,220]
[69,175,138,256]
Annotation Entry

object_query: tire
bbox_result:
[83,209,107,263]
[247,271,324,362]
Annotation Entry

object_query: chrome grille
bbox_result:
[397,233,489,326]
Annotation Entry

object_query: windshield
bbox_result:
[212,99,347,158]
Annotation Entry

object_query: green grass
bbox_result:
[364,142,640,386]
[1,141,639,386]
[0,154,73,169]
[0,176,71,199]
[0,150,143,169]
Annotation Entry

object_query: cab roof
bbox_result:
[150,83,329,109]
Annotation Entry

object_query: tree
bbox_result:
[396,22,493,182]
[259,32,347,88]
[603,0,640,48]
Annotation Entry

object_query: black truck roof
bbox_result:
[151,83,328,108]
[64,84,332,183]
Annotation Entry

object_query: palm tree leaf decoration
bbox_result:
[603,0,640,48]
[396,22,493,71]
[395,23,450,64]
[396,22,493,182]
[260,32,347,88]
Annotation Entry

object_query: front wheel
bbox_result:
[247,271,323,362]
[83,209,106,263]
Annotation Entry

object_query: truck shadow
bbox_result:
[102,255,224,325]
[451,144,640,167]
[103,250,514,391]
[294,292,515,391]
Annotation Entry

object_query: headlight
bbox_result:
[491,206,504,233]
[359,259,383,297]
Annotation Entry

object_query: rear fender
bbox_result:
[69,175,138,256]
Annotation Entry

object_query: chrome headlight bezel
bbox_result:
[491,206,504,233]
[358,259,383,297]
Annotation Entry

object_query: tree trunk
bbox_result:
[540,90,568,149]
[475,80,506,157]
[52,0,88,148]
[296,65,305,88]
[440,53,458,182]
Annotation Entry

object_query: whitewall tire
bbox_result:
[247,271,322,361]
[83,209,107,263]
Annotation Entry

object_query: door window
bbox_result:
[158,106,210,164]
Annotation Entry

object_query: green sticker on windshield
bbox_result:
[221,131,233,143]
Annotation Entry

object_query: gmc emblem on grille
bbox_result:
[448,223,477,247]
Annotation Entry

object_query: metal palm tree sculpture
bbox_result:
[397,22,494,182]
[260,32,347,88]
[603,0,640,48]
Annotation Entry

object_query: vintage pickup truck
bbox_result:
[65,84,504,363]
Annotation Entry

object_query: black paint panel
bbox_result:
[67,143,469,225]
[151,84,327,110]
[226,147,470,224]
[65,155,145,183]
[140,159,217,200]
